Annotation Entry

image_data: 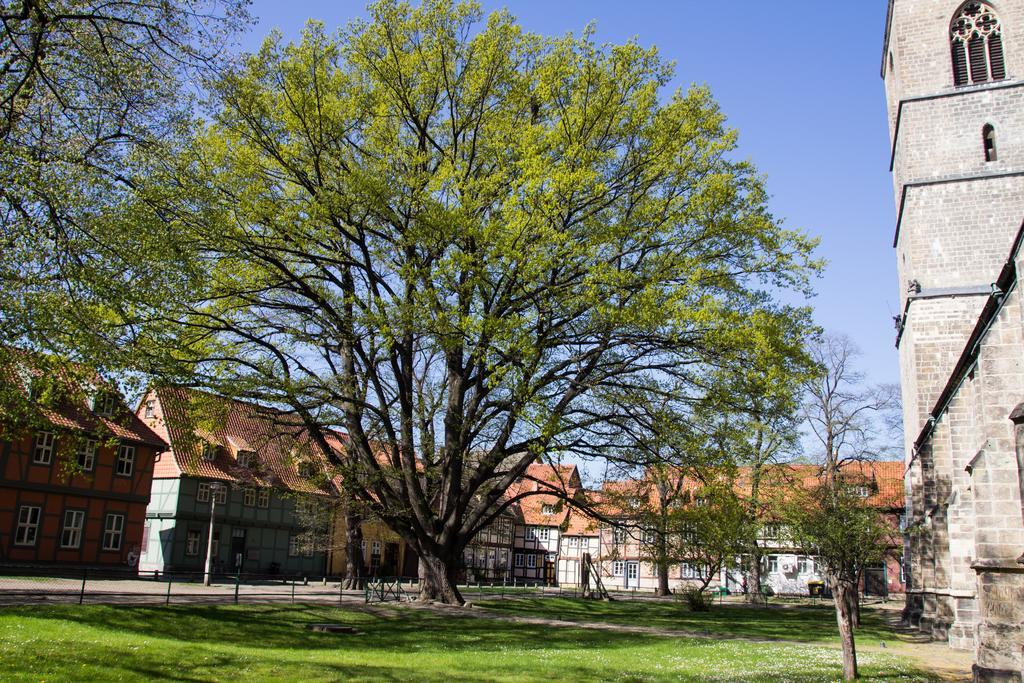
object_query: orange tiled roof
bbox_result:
[2,348,165,448]
[142,386,340,495]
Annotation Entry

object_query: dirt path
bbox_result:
[376,600,973,681]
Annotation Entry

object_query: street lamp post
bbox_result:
[204,482,223,587]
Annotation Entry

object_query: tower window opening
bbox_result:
[951,3,1005,86]
[983,124,997,162]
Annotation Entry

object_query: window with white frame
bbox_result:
[526,554,537,568]
[202,442,217,462]
[243,488,256,507]
[237,450,255,468]
[257,489,270,508]
[369,540,381,571]
[288,535,299,557]
[612,560,625,576]
[33,432,55,465]
[762,523,781,540]
[541,503,555,515]
[185,529,201,556]
[498,549,509,569]
[61,510,85,548]
[766,555,779,574]
[197,482,210,502]
[93,392,118,417]
[680,563,703,580]
[76,439,96,471]
[15,505,41,545]
[642,528,656,544]
[797,556,811,574]
[212,484,227,504]
[567,536,580,548]
[612,527,627,544]
[144,399,155,419]
[514,552,524,567]
[115,444,135,476]
[103,513,125,550]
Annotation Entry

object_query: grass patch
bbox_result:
[474,596,897,643]
[0,603,937,681]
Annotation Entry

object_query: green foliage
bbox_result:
[0,0,251,411]
[676,585,713,611]
[128,0,821,591]
[784,481,892,585]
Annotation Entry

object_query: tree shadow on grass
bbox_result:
[474,597,894,643]
[0,603,663,653]
[0,604,940,682]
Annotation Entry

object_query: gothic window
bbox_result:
[983,124,997,161]
[951,3,1006,86]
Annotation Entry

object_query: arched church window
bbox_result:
[950,2,1006,86]
[983,124,997,162]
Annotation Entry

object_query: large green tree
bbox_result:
[137,0,819,604]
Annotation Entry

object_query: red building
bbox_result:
[0,366,165,568]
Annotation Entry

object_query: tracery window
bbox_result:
[951,3,1005,86]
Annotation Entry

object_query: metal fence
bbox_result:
[0,566,381,606]
[0,567,858,607]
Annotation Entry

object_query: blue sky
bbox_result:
[242,0,900,387]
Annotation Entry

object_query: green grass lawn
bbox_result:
[0,602,938,682]
[474,596,896,643]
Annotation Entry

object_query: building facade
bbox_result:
[882,1,1024,680]
[137,387,334,576]
[0,367,165,569]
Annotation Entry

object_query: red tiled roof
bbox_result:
[564,508,599,535]
[2,348,165,448]
[598,460,906,516]
[141,386,340,495]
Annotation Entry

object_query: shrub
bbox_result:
[676,586,712,611]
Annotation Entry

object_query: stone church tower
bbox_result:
[883,1,1024,680]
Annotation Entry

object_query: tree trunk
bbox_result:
[418,549,464,605]
[341,510,365,590]
[831,575,859,681]
[656,562,670,597]
[845,579,861,628]
[747,544,764,604]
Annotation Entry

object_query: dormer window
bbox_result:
[853,485,871,498]
[951,3,1005,86]
[201,442,217,462]
[541,503,555,515]
[297,460,316,478]
[237,450,255,468]
[93,392,118,417]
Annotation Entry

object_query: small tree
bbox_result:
[786,481,892,681]
[669,481,749,596]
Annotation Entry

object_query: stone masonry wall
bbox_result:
[886,1,1024,678]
